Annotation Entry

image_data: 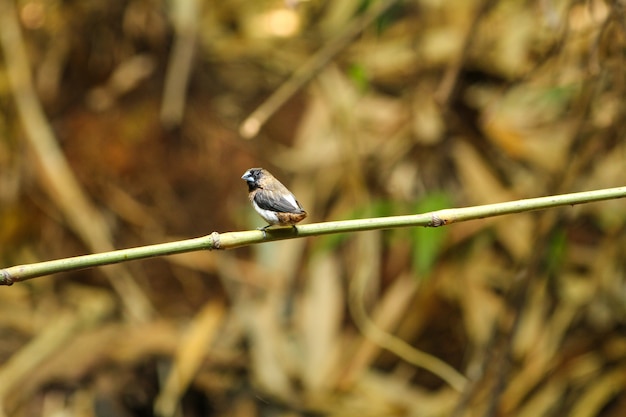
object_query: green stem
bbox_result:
[2,186,625,285]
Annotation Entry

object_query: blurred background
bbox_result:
[1,0,626,416]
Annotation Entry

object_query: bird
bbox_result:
[241,168,307,229]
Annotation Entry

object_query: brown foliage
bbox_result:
[1,0,625,416]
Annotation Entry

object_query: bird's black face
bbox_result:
[242,168,263,191]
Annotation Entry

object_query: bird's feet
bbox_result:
[257,225,271,239]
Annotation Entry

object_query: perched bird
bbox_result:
[241,168,307,228]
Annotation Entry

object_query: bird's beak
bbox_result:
[241,172,250,181]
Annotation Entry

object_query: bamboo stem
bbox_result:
[2,186,625,285]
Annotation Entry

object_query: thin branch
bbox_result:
[349,270,467,391]
[1,186,625,286]
[0,0,154,321]
[435,0,497,107]
[160,0,201,127]
[239,0,400,139]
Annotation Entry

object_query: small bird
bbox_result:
[241,168,307,229]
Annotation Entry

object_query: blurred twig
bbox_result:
[160,0,201,127]
[349,266,467,391]
[0,0,154,321]
[0,286,115,414]
[435,0,497,107]
[154,300,225,417]
[239,0,400,139]
[1,186,625,285]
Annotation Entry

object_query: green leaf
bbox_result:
[412,192,453,277]
[347,63,369,93]
[546,229,567,273]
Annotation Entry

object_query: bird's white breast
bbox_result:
[252,200,280,224]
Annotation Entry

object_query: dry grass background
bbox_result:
[0,0,626,416]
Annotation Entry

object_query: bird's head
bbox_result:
[241,168,265,191]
